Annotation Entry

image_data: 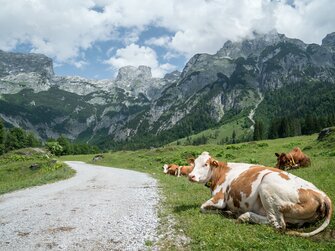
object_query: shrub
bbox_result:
[225,153,235,159]
[226,145,241,150]
[46,141,63,156]
[249,158,259,164]
[257,143,269,148]
[303,145,312,151]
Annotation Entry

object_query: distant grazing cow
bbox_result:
[163,164,179,176]
[188,151,332,237]
[275,147,311,170]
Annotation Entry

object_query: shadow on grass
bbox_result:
[173,204,199,213]
[173,204,237,220]
[310,229,335,242]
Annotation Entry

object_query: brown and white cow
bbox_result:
[188,151,332,237]
[275,147,311,170]
[163,163,194,177]
[177,165,194,177]
[163,164,179,176]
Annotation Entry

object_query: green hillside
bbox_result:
[169,117,252,146]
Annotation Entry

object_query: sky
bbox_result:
[0,0,335,80]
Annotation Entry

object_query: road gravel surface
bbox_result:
[0,161,159,250]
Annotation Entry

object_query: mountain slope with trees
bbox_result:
[1,31,335,149]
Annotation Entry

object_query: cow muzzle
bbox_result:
[188,174,197,182]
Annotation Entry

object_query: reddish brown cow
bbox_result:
[275,147,311,170]
[163,158,195,177]
[162,164,179,176]
[177,165,194,177]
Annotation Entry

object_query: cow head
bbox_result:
[188,152,216,183]
[163,164,169,174]
[163,164,180,175]
[275,153,292,170]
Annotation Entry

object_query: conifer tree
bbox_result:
[232,130,237,144]
[253,120,264,141]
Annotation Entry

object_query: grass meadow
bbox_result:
[0,148,75,195]
[59,134,335,250]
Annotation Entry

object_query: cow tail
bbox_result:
[287,195,333,237]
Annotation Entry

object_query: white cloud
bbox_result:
[0,0,334,75]
[163,51,180,61]
[274,0,335,44]
[0,0,113,61]
[145,36,172,47]
[105,43,175,77]
[73,60,88,69]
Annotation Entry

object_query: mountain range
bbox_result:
[1,30,335,149]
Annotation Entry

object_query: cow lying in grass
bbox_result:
[275,147,311,170]
[163,162,194,177]
[188,151,332,237]
[176,165,194,177]
[163,164,179,176]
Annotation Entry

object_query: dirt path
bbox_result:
[248,89,264,130]
[0,161,159,251]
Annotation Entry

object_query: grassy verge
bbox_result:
[0,148,75,195]
[59,134,335,250]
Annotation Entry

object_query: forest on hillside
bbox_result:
[0,119,100,156]
[254,80,335,140]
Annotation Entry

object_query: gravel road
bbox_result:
[0,161,159,251]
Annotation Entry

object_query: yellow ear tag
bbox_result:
[205,181,212,188]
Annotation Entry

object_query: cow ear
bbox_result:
[188,158,195,166]
[210,159,219,167]
[275,153,280,157]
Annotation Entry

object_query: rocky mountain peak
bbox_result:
[116,65,152,82]
[217,30,286,59]
[0,50,54,78]
[322,32,335,52]
[113,65,167,100]
[164,70,181,82]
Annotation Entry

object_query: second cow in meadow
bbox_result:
[275,147,311,170]
[163,164,179,176]
[176,165,194,177]
[163,160,194,177]
[188,151,332,237]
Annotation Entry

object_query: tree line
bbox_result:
[252,80,335,141]
[253,113,335,140]
[0,120,40,155]
[0,119,100,156]
[46,135,100,156]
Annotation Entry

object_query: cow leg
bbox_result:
[200,198,226,213]
[237,212,269,225]
[259,190,286,230]
[177,166,181,177]
[200,191,226,214]
[266,213,286,231]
